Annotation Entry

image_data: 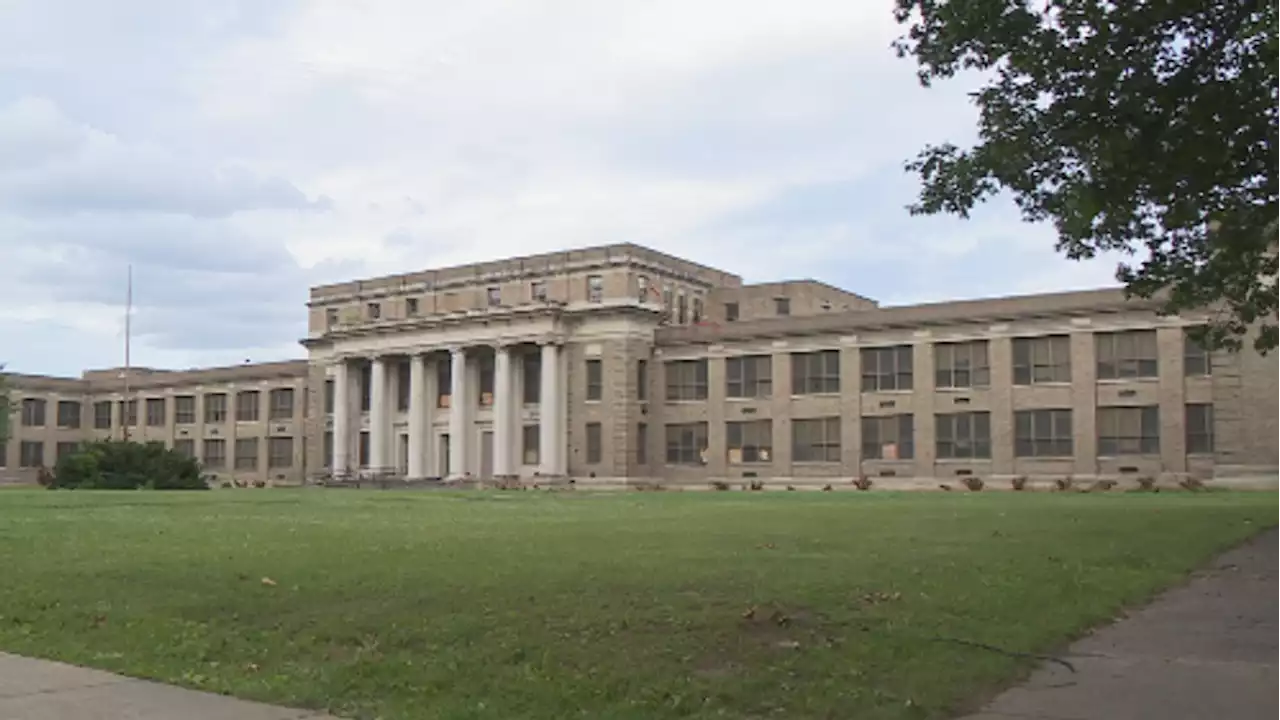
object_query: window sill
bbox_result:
[1012,381,1072,388]
[934,386,991,393]
[935,457,993,462]
[789,393,841,399]
[1096,377,1159,384]
[725,396,771,402]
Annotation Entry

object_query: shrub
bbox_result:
[852,475,873,491]
[961,476,985,492]
[747,480,765,491]
[1010,475,1028,491]
[709,480,731,491]
[1054,476,1074,492]
[51,440,207,490]
[1135,475,1157,491]
[1179,476,1206,491]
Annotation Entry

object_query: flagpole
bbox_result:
[122,265,132,442]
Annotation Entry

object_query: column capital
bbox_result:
[536,336,564,347]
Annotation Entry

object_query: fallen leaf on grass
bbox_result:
[261,577,277,587]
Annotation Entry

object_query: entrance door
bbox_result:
[398,434,409,475]
[439,434,450,477]
[480,431,494,478]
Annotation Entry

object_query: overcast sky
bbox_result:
[0,0,1126,378]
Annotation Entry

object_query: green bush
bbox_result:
[50,440,207,490]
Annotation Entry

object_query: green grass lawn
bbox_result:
[0,489,1273,720]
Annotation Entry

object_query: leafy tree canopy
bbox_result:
[893,0,1277,351]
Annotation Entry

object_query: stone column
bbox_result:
[332,358,351,474]
[539,341,562,476]
[448,347,468,479]
[493,344,514,478]
[369,356,388,473]
[407,353,428,479]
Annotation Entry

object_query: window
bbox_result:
[637,275,649,302]
[586,423,602,464]
[367,302,381,320]
[1186,404,1214,454]
[270,388,295,420]
[396,361,411,411]
[173,439,195,458]
[727,420,772,463]
[775,297,791,316]
[1098,405,1160,455]
[862,415,914,460]
[792,350,840,394]
[1012,335,1072,385]
[322,431,332,468]
[0,443,5,467]
[522,426,540,465]
[175,395,196,424]
[56,400,81,429]
[21,398,45,427]
[793,417,841,462]
[360,364,372,411]
[325,307,338,328]
[936,411,992,459]
[662,285,674,312]
[727,355,772,398]
[93,401,112,429]
[531,281,547,301]
[636,359,647,401]
[587,275,604,303]
[437,360,452,408]
[478,355,494,406]
[146,398,166,427]
[202,439,226,468]
[636,423,648,465]
[665,422,708,465]
[56,442,79,462]
[935,341,990,389]
[486,286,501,306]
[19,441,44,468]
[204,393,227,423]
[1096,330,1158,379]
[665,360,708,401]
[692,296,704,323]
[235,438,259,470]
[235,390,260,422]
[523,354,541,404]
[1014,409,1073,457]
[324,380,335,413]
[1183,328,1212,376]
[725,302,739,322]
[118,399,137,426]
[861,345,914,391]
[268,437,294,468]
[677,291,687,324]
[586,359,603,401]
[359,431,370,467]
[406,297,420,316]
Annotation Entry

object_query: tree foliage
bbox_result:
[50,440,208,490]
[893,0,1277,351]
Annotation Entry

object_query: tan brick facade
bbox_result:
[3,243,1276,489]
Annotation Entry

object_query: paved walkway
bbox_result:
[0,653,339,720]
[959,528,1278,720]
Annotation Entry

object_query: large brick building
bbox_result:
[3,243,1276,488]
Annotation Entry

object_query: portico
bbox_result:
[328,339,564,481]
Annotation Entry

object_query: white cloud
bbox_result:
[0,0,1121,376]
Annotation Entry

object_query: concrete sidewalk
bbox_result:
[0,653,339,720]
[959,528,1279,720]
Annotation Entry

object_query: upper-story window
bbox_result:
[662,284,673,310]
[366,302,381,320]
[775,297,791,316]
[1096,329,1158,380]
[406,298,420,316]
[861,345,914,392]
[934,340,991,389]
[486,287,502,307]
[587,275,604,303]
[531,281,547,301]
[677,291,688,324]
[692,296,704,324]
[325,308,338,329]
[1183,327,1212,376]
[637,275,649,302]
[725,302,739,322]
